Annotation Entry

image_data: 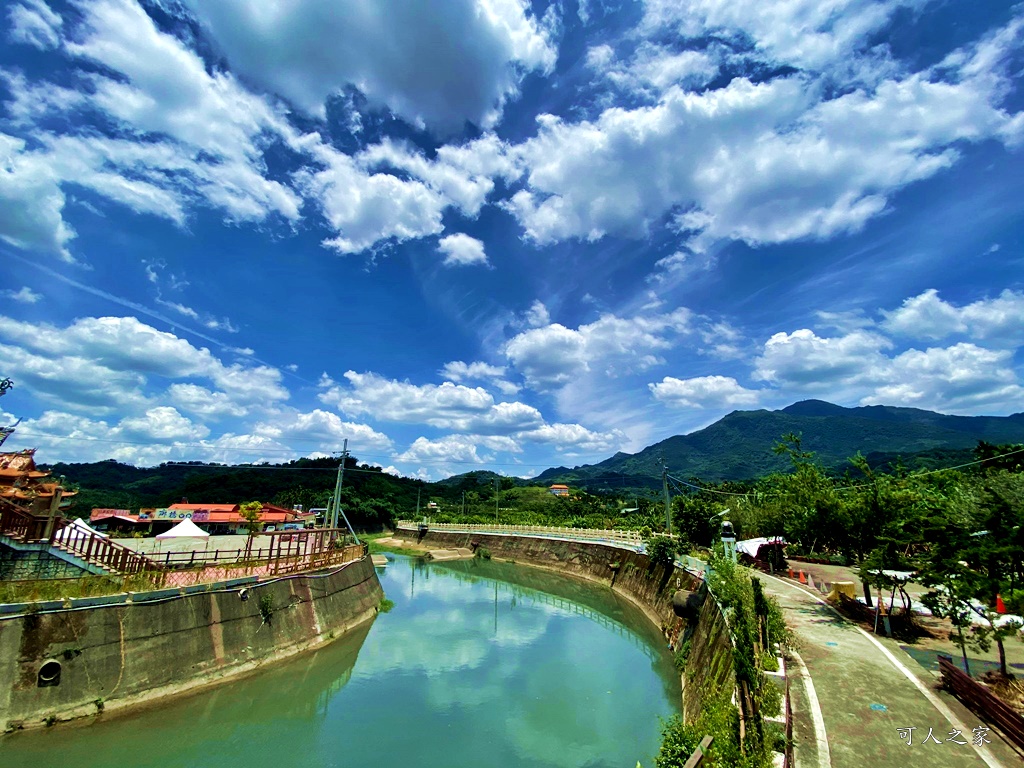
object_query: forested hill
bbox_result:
[537,400,1024,486]
[42,456,517,529]
[41,457,425,530]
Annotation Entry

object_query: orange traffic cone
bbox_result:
[799,570,807,584]
[996,594,1007,614]
[788,568,794,579]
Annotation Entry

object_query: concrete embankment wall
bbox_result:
[0,556,383,730]
[394,529,734,721]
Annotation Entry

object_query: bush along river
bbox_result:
[1,555,681,768]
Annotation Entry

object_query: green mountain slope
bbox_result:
[536,400,1024,485]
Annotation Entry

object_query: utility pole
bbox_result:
[329,438,349,530]
[416,487,421,520]
[494,476,500,524]
[661,459,672,535]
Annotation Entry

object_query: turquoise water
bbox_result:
[1,556,680,767]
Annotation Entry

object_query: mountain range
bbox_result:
[535,400,1024,488]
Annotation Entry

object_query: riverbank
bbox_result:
[0,555,383,731]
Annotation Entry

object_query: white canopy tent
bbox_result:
[56,517,108,541]
[156,518,210,540]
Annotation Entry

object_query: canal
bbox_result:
[1,556,681,767]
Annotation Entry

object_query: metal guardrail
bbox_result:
[938,654,1024,750]
[396,520,645,546]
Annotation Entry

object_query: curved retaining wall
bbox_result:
[0,556,383,731]
[393,528,734,721]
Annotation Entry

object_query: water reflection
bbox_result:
[2,556,679,768]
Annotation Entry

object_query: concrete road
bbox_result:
[759,573,1022,767]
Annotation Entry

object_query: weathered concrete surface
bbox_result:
[0,556,383,730]
[393,528,734,722]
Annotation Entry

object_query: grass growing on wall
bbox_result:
[0,573,161,604]
[653,554,788,768]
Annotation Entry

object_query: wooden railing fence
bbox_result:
[938,654,1024,751]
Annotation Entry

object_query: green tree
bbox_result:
[646,534,678,569]
[240,500,263,556]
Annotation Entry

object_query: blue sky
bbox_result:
[1,0,1022,480]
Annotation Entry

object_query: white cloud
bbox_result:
[882,288,1024,345]
[751,322,1024,415]
[649,375,760,409]
[524,300,550,328]
[182,0,556,130]
[2,286,42,304]
[507,15,1024,251]
[437,233,490,267]
[0,315,289,414]
[440,360,519,394]
[649,250,716,284]
[118,406,209,441]
[393,436,520,473]
[0,134,75,259]
[319,371,543,434]
[867,344,1024,413]
[599,43,718,94]
[295,139,446,254]
[0,0,304,257]
[167,384,249,419]
[504,309,692,389]
[251,408,393,454]
[8,0,62,50]
[359,135,517,217]
[753,328,892,390]
[517,422,623,454]
[641,0,915,73]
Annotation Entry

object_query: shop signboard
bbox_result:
[153,508,193,520]
[91,508,129,520]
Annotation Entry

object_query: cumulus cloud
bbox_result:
[751,321,1024,415]
[250,408,393,454]
[437,233,489,267]
[504,309,692,389]
[0,0,302,258]
[2,286,42,304]
[507,12,1024,252]
[359,135,518,217]
[865,343,1024,413]
[649,375,760,409]
[0,315,289,414]
[753,328,892,391]
[524,300,550,328]
[319,371,543,434]
[0,134,75,259]
[440,360,519,395]
[167,383,249,419]
[295,139,446,254]
[517,422,622,454]
[596,43,719,94]
[182,0,556,130]
[882,288,1024,345]
[397,433,520,466]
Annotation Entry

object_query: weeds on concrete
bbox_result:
[258,594,274,624]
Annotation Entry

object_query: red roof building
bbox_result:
[91,502,304,535]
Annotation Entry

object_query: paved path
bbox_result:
[759,573,1021,768]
